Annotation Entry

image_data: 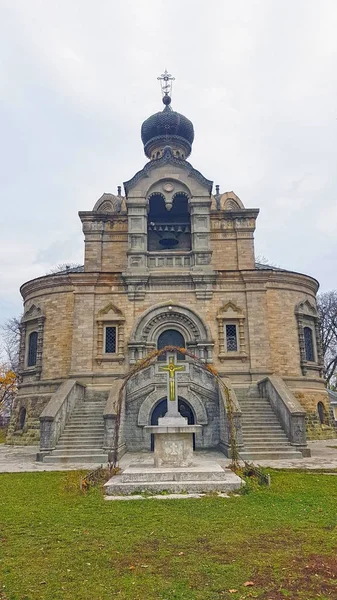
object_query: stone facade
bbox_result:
[8,94,334,447]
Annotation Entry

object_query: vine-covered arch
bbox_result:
[112,344,237,468]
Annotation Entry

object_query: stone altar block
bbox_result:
[146,419,201,467]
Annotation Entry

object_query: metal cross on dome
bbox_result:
[157,69,175,99]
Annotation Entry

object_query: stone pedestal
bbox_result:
[146,416,201,467]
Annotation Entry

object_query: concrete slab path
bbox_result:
[0,440,337,473]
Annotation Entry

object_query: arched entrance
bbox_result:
[150,397,195,450]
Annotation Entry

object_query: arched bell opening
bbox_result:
[147,192,191,251]
[150,397,195,450]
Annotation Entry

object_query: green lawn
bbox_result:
[0,470,336,600]
[0,427,7,444]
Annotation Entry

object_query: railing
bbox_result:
[258,375,309,454]
[39,380,85,452]
[147,252,193,269]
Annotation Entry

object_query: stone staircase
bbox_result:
[235,387,303,461]
[43,389,109,464]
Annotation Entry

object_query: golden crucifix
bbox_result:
[159,355,185,404]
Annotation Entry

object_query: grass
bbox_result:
[0,427,7,444]
[0,470,336,600]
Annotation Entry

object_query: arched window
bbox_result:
[157,329,185,361]
[304,327,314,362]
[317,401,325,425]
[18,406,26,430]
[27,332,38,367]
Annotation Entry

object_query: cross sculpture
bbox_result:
[159,353,186,418]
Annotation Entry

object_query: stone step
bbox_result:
[60,431,104,437]
[241,417,280,427]
[43,453,109,464]
[242,416,277,420]
[69,411,104,416]
[57,441,104,448]
[58,440,104,446]
[68,420,103,425]
[104,477,243,496]
[120,465,229,483]
[63,427,104,433]
[237,400,267,404]
[239,450,302,461]
[242,429,285,436]
[243,443,292,451]
[50,448,105,456]
[243,435,288,442]
[241,408,273,412]
[242,426,283,432]
[238,399,267,403]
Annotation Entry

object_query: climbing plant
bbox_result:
[112,346,238,468]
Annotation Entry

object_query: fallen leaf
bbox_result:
[243,581,254,587]
[229,589,238,593]
[178,551,184,555]
[140,564,149,568]
[129,565,135,570]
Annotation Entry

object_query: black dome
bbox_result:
[141,103,194,158]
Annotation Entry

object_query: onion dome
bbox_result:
[141,95,194,160]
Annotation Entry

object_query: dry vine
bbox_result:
[112,345,238,468]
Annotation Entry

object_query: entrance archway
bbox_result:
[150,397,195,450]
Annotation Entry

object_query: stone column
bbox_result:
[125,197,148,271]
[189,197,212,269]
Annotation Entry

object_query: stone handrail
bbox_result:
[258,375,308,451]
[103,379,124,453]
[39,380,85,451]
[218,379,243,456]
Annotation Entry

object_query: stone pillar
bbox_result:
[189,197,212,269]
[126,198,148,271]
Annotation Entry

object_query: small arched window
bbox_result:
[18,406,26,430]
[27,331,38,367]
[317,401,325,425]
[304,327,315,362]
[157,329,185,361]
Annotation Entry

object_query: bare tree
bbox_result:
[317,291,337,387]
[48,263,82,274]
[1,317,21,373]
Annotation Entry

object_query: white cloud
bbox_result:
[0,0,336,329]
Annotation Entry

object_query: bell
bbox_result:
[159,231,179,248]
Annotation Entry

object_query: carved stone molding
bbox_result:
[295,299,323,376]
[128,302,214,364]
[216,301,247,362]
[20,304,45,380]
[96,303,125,364]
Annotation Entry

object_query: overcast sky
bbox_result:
[0,0,337,332]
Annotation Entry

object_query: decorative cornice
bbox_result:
[123,147,213,195]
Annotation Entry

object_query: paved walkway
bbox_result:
[0,440,337,473]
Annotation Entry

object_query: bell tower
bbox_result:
[123,71,215,300]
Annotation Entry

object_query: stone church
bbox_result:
[7,74,333,461]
